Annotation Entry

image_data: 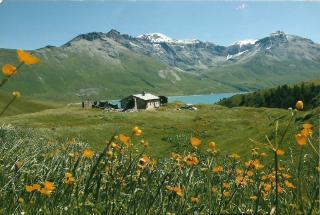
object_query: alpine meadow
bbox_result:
[0,1,319,215]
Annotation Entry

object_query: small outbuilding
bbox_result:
[120,92,160,110]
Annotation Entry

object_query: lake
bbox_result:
[168,92,242,104]
[111,92,243,106]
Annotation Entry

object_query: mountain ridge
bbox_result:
[0,29,319,101]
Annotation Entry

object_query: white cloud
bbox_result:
[236,3,246,10]
[0,0,3,4]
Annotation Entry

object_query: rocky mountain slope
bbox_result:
[0,30,319,101]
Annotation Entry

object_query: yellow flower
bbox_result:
[119,134,130,145]
[64,172,75,185]
[253,160,264,170]
[223,191,231,197]
[185,154,199,166]
[132,126,142,136]
[32,184,41,191]
[276,149,285,156]
[236,168,244,175]
[295,100,303,110]
[207,141,216,153]
[2,64,17,76]
[106,150,113,158]
[191,196,200,204]
[25,185,34,192]
[264,183,272,192]
[250,195,258,201]
[223,182,230,189]
[83,149,94,158]
[190,137,201,149]
[247,170,254,177]
[12,91,21,98]
[211,186,218,193]
[17,49,39,65]
[44,181,55,191]
[295,133,307,146]
[139,155,150,167]
[303,123,313,130]
[284,180,296,189]
[166,185,183,197]
[40,188,53,197]
[212,166,223,174]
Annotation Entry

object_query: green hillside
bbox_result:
[1,104,318,157]
[0,91,54,117]
[218,80,320,110]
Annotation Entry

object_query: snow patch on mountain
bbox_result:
[138,33,173,43]
[234,39,257,47]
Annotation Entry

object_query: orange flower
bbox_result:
[191,196,200,204]
[32,184,41,191]
[166,185,183,197]
[132,126,142,136]
[83,149,94,158]
[119,134,130,144]
[295,100,303,110]
[185,154,199,166]
[250,195,258,201]
[303,123,313,130]
[2,64,16,76]
[223,182,230,189]
[25,185,34,192]
[284,180,296,189]
[44,181,55,191]
[190,137,201,149]
[223,191,231,197]
[276,149,285,156]
[263,183,272,192]
[139,155,150,167]
[64,172,75,185]
[212,166,223,174]
[295,133,307,146]
[211,186,218,193]
[17,49,39,65]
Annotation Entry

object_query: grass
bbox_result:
[1,104,318,158]
[0,107,318,214]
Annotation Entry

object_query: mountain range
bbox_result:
[0,29,319,101]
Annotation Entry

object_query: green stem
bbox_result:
[0,97,16,117]
[274,150,280,215]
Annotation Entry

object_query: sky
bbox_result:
[0,0,320,50]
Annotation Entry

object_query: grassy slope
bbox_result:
[1,104,317,157]
[0,91,55,117]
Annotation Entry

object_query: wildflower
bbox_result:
[253,160,264,170]
[229,153,240,160]
[191,196,200,204]
[40,181,55,197]
[245,160,255,168]
[303,123,313,130]
[276,149,285,156]
[15,161,23,169]
[223,191,231,197]
[32,184,41,191]
[223,182,230,189]
[166,185,183,197]
[236,168,244,175]
[119,134,130,144]
[264,183,272,192]
[83,149,94,158]
[295,100,303,110]
[261,175,267,181]
[277,186,284,193]
[132,126,142,136]
[212,166,223,173]
[170,152,182,162]
[284,180,296,189]
[191,137,201,149]
[64,172,75,185]
[207,141,216,153]
[17,49,39,65]
[295,133,307,146]
[282,173,292,179]
[185,154,199,166]
[211,186,218,193]
[250,195,258,201]
[106,150,113,159]
[247,171,254,177]
[2,64,16,76]
[12,91,21,98]
[139,155,150,167]
[25,185,34,192]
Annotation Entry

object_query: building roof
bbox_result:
[133,93,159,101]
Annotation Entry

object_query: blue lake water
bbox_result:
[111,92,244,106]
[168,92,242,104]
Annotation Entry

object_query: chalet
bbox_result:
[120,92,160,110]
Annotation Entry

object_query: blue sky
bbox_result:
[0,0,319,50]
